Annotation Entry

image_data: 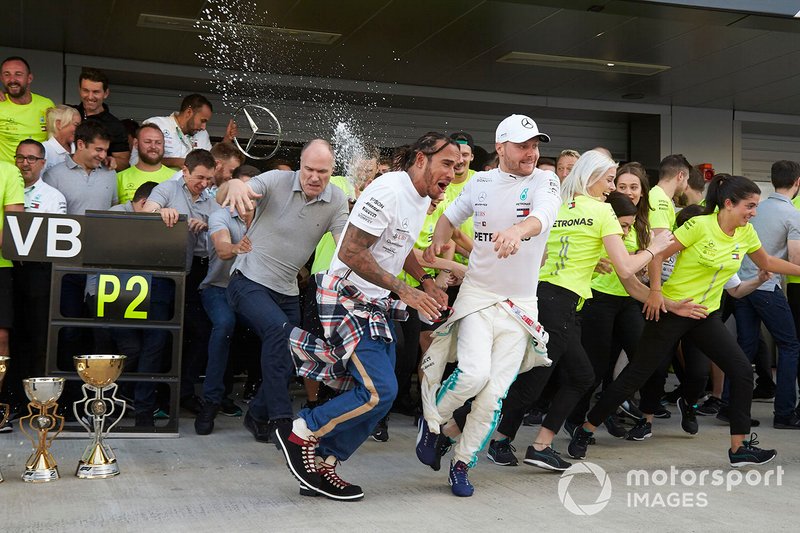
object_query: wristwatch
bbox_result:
[420,273,435,283]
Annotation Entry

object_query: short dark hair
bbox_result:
[16,139,45,158]
[658,154,691,181]
[122,118,140,138]
[537,157,556,168]
[676,204,705,228]
[79,68,109,91]
[179,94,213,113]
[232,165,261,180]
[211,141,245,164]
[605,191,638,218]
[184,149,216,172]
[394,132,459,171]
[1,56,31,73]
[770,160,800,190]
[133,181,159,202]
[687,165,705,192]
[266,158,293,171]
[75,120,111,145]
[449,131,474,150]
[136,123,164,140]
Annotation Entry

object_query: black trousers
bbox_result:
[588,311,753,435]
[496,282,595,440]
[568,290,644,425]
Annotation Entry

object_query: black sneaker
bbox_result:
[619,400,644,421]
[522,408,545,426]
[653,406,672,419]
[487,438,518,466]
[729,433,776,468]
[523,445,572,471]
[371,416,389,442]
[274,422,322,494]
[752,387,775,402]
[773,413,800,429]
[626,419,652,441]
[243,410,272,443]
[219,398,243,417]
[697,396,723,416]
[180,394,204,415]
[603,416,626,439]
[568,428,594,460]
[563,420,596,444]
[194,402,219,435]
[268,418,293,449]
[716,406,760,427]
[678,398,698,435]
[316,455,365,501]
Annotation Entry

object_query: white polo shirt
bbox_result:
[131,113,212,166]
[24,178,67,214]
[42,136,72,174]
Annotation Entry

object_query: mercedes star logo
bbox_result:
[521,117,534,129]
[232,104,283,160]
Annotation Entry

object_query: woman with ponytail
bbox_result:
[575,173,800,467]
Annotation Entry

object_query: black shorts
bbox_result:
[0,267,12,328]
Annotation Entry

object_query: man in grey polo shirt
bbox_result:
[222,138,349,442]
[734,160,800,429]
[43,120,117,214]
[143,148,220,413]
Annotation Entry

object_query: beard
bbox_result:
[4,82,27,97]
[139,150,163,165]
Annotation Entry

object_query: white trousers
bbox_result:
[430,305,531,467]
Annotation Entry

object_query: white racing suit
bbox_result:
[420,283,551,467]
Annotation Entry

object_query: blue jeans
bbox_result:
[299,320,398,461]
[201,285,250,405]
[227,272,299,421]
[732,287,800,418]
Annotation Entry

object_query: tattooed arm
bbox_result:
[337,224,443,320]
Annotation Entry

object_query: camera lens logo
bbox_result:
[558,462,612,516]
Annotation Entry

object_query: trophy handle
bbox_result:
[0,402,9,427]
[44,403,65,445]
[74,384,93,433]
[102,383,127,435]
[18,403,37,443]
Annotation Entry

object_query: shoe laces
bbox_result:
[450,461,471,485]
[574,428,593,445]
[742,433,762,450]
[299,435,319,473]
[318,458,352,489]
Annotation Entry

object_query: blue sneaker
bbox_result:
[415,418,439,467]
[448,460,474,497]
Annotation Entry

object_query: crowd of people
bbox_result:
[1,55,799,501]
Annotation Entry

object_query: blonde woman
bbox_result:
[42,105,80,173]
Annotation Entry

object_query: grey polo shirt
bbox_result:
[200,209,247,290]
[232,170,348,296]
[738,192,800,291]
[147,178,220,257]
[42,156,117,215]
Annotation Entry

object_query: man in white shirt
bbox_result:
[15,139,66,214]
[272,132,458,501]
[416,115,561,497]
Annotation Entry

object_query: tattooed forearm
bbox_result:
[338,224,410,296]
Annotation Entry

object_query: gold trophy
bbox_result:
[0,356,10,483]
[19,377,65,482]
[73,354,126,479]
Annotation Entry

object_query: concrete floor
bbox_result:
[1,395,797,533]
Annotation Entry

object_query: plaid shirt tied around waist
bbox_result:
[288,273,409,391]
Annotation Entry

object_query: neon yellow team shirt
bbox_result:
[789,195,800,284]
[590,229,638,297]
[311,175,356,274]
[649,185,676,231]
[116,164,177,203]
[0,93,55,163]
[663,213,761,313]
[398,202,445,288]
[0,161,25,267]
[540,195,623,300]
[444,169,474,266]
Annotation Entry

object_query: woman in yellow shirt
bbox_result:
[577,174,800,467]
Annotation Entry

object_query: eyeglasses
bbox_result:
[14,155,44,164]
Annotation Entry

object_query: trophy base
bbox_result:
[0,469,4,483]
[76,460,120,479]
[22,466,59,483]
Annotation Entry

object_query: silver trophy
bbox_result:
[73,355,126,479]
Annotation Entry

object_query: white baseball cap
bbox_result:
[495,114,551,144]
